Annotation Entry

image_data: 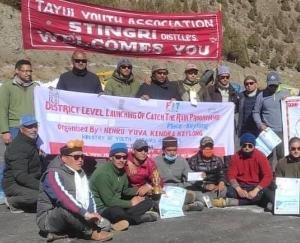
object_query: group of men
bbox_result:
[0,50,300,241]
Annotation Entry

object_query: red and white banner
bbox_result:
[22,0,222,60]
[34,86,234,157]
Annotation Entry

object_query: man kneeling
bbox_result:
[36,140,112,242]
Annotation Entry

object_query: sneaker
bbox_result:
[112,220,129,231]
[91,230,113,241]
[212,198,227,208]
[46,233,68,242]
[185,201,204,211]
[4,197,24,213]
[140,211,159,223]
[184,190,196,204]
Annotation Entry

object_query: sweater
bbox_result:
[3,132,41,192]
[57,70,102,94]
[275,156,300,178]
[227,149,273,189]
[0,78,37,133]
[155,155,191,188]
[89,162,137,211]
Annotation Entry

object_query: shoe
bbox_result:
[91,230,113,241]
[265,202,273,213]
[140,211,159,223]
[4,197,24,213]
[212,198,227,208]
[46,232,68,242]
[112,220,129,231]
[184,191,196,204]
[185,201,204,211]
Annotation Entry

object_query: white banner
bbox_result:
[34,86,234,157]
[281,97,300,156]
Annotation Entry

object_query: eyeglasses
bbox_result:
[290,147,300,152]
[220,75,230,79]
[73,59,87,64]
[242,143,254,149]
[156,71,168,75]
[187,70,198,75]
[67,154,84,160]
[135,147,149,152]
[245,81,256,86]
[114,155,128,160]
[120,65,132,70]
[19,70,33,73]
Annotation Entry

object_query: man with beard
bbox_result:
[135,64,182,101]
[104,58,140,97]
[56,50,102,94]
[3,115,41,213]
[216,133,273,207]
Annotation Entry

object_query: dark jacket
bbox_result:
[136,81,182,101]
[188,152,226,191]
[36,156,96,231]
[206,82,239,112]
[57,69,103,94]
[175,80,210,102]
[3,132,41,192]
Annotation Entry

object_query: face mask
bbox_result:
[201,148,214,158]
[163,154,177,162]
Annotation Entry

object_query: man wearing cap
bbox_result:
[215,133,273,207]
[3,114,41,213]
[90,143,158,226]
[155,136,204,211]
[253,71,290,169]
[36,140,113,242]
[205,64,239,111]
[57,50,103,94]
[188,136,227,207]
[175,63,210,102]
[125,139,163,196]
[135,64,182,100]
[104,58,140,97]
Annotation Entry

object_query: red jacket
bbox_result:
[227,149,273,188]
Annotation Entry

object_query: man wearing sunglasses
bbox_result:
[3,114,41,213]
[237,75,261,137]
[136,64,182,101]
[90,143,158,226]
[36,140,113,242]
[56,50,103,94]
[218,133,273,207]
[125,139,163,196]
[253,71,290,170]
[104,58,140,97]
[175,63,210,102]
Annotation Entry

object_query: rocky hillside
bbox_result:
[0,0,299,88]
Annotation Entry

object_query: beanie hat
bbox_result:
[266,71,281,86]
[133,139,149,150]
[216,65,230,76]
[152,64,168,74]
[20,114,37,126]
[185,63,198,72]
[109,143,128,157]
[240,133,256,146]
[116,58,132,70]
[60,139,84,155]
[162,136,177,149]
[200,136,214,148]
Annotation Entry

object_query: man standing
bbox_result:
[253,71,290,169]
[105,58,140,97]
[3,115,41,213]
[90,143,158,226]
[56,50,102,94]
[222,133,273,207]
[136,64,182,101]
[36,140,112,242]
[0,60,37,143]
[175,63,210,102]
[237,75,260,137]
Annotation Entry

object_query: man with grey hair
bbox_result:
[3,114,41,213]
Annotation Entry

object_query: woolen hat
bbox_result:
[240,133,256,146]
[132,139,149,150]
[116,58,132,70]
[266,71,281,86]
[20,114,37,126]
[109,143,128,157]
[60,139,84,156]
[200,136,214,148]
[216,65,230,76]
[162,136,177,148]
[152,64,168,73]
[185,63,198,72]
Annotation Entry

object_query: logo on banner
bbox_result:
[48,89,59,105]
[165,101,180,112]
